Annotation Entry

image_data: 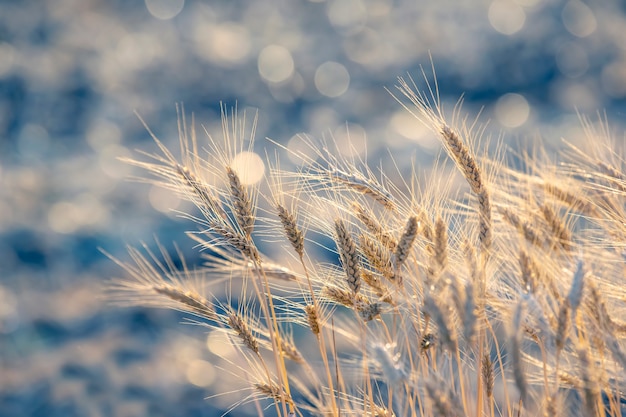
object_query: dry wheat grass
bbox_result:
[107,73,626,416]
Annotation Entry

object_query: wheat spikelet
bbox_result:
[394,216,418,274]
[482,354,494,399]
[498,206,545,247]
[322,285,368,307]
[227,311,260,355]
[543,394,559,417]
[597,161,626,192]
[153,284,216,321]
[440,125,492,251]
[358,301,382,322]
[519,249,537,293]
[305,304,320,335]
[361,271,394,305]
[371,342,406,384]
[510,298,528,405]
[433,216,448,271]
[360,234,395,282]
[423,294,456,352]
[329,169,395,210]
[334,218,362,294]
[322,285,378,321]
[555,301,571,353]
[373,405,395,417]
[352,202,397,251]
[567,258,586,314]
[207,221,260,262]
[276,203,304,258]
[280,337,305,364]
[174,163,225,217]
[540,204,573,251]
[425,376,465,417]
[544,183,599,217]
[226,165,255,236]
[255,382,290,403]
[577,345,599,416]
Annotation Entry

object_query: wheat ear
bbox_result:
[153,284,217,321]
[440,125,492,252]
[276,203,305,258]
[334,218,362,294]
[394,216,419,281]
[226,166,255,236]
[352,202,398,251]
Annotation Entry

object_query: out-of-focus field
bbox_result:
[1,0,625,415]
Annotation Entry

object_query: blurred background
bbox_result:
[1,0,625,415]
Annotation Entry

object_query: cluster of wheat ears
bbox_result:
[107,72,626,417]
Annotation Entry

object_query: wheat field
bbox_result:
[108,72,626,417]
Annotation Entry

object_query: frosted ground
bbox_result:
[1,0,625,416]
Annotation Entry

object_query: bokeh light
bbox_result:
[562,0,597,38]
[495,93,530,128]
[149,185,181,213]
[602,61,626,98]
[145,0,185,20]
[333,123,367,158]
[389,110,438,149]
[185,359,216,388]
[488,0,526,35]
[194,23,251,65]
[555,42,589,78]
[258,45,295,84]
[4,1,626,415]
[230,151,265,185]
[314,61,350,97]
[207,331,237,357]
[287,133,319,165]
[327,0,367,33]
[0,42,15,77]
